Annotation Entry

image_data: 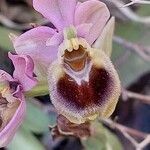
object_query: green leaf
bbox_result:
[25,82,49,97]
[115,22,144,41]
[7,127,45,150]
[23,100,50,133]
[137,5,150,16]
[82,121,122,150]
[104,128,123,150]
[0,26,20,51]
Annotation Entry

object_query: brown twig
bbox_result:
[102,119,148,139]
[0,14,49,30]
[113,36,150,61]
[122,89,150,105]
[102,119,150,150]
[105,0,150,25]
[138,135,150,150]
[124,0,150,7]
[114,50,131,67]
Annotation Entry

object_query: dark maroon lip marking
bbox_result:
[57,67,113,110]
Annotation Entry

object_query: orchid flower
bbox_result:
[10,0,121,124]
[11,0,110,78]
[0,54,37,147]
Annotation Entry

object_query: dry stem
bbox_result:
[113,36,150,61]
[122,89,150,105]
[106,0,150,25]
[102,119,150,150]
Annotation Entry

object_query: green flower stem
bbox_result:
[25,83,49,97]
[64,26,77,40]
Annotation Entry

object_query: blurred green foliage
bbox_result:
[112,22,150,87]
[0,26,20,51]
[7,100,56,150]
[7,127,45,150]
[23,100,50,133]
[82,121,122,150]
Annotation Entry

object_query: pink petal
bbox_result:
[8,53,37,92]
[46,31,63,46]
[75,0,110,45]
[14,26,58,65]
[0,70,14,82]
[0,94,26,147]
[33,0,77,30]
[76,23,92,39]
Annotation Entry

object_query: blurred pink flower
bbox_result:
[0,54,37,147]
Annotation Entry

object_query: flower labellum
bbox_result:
[48,26,121,124]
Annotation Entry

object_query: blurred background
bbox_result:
[0,0,150,150]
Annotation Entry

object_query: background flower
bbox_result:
[0,53,37,147]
